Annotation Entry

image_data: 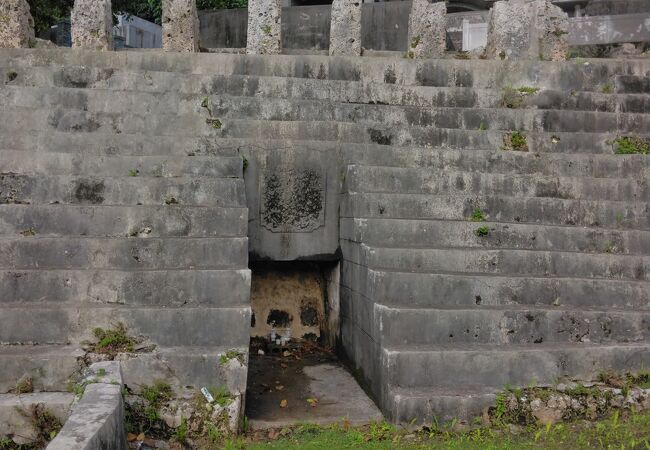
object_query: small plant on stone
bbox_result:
[206,118,222,129]
[242,155,249,172]
[478,122,487,131]
[129,169,139,177]
[601,83,613,94]
[470,208,486,222]
[16,404,62,447]
[219,349,244,365]
[613,136,649,155]
[20,227,36,236]
[14,376,33,394]
[209,386,234,407]
[475,226,490,237]
[142,380,173,406]
[164,195,179,205]
[455,51,470,60]
[410,35,421,49]
[261,25,272,36]
[91,323,135,357]
[96,368,106,377]
[517,86,539,95]
[503,131,528,152]
[174,417,188,443]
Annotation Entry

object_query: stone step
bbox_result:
[0,174,246,207]
[0,107,218,138]
[383,342,650,389]
[0,149,243,178]
[0,305,251,347]
[0,391,74,444]
[5,127,636,157]
[340,218,650,255]
[0,204,247,238]
[2,49,649,90]
[216,120,643,154]
[386,386,496,424]
[4,130,240,157]
[347,244,650,282]
[6,68,650,114]
[0,345,84,393]
[345,165,649,202]
[0,237,248,270]
[0,268,250,306]
[341,192,650,229]
[346,145,650,179]
[341,265,650,309]
[5,99,650,138]
[376,304,650,346]
[4,85,650,136]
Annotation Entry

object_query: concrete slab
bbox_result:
[246,345,382,429]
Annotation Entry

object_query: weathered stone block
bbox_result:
[246,0,282,55]
[486,0,568,61]
[0,0,35,49]
[329,0,362,56]
[71,0,113,51]
[407,0,447,59]
[162,0,200,52]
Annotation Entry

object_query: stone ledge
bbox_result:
[47,361,126,450]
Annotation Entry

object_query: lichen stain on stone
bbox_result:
[261,168,324,232]
[74,179,105,204]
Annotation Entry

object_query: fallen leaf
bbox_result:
[276,385,284,391]
[268,429,279,439]
[280,363,288,369]
[307,398,319,407]
[136,432,145,441]
[127,433,137,442]
[280,399,288,408]
[342,418,351,430]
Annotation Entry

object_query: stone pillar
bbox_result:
[162,0,200,52]
[485,0,568,61]
[407,0,447,59]
[246,0,282,54]
[329,0,362,56]
[71,0,113,50]
[0,0,35,48]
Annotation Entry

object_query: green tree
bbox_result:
[27,0,247,33]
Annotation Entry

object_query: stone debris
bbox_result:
[246,0,282,54]
[486,0,568,61]
[0,0,35,49]
[71,0,113,50]
[329,0,362,56]
[162,0,200,52]
[407,0,447,59]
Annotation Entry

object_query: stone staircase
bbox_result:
[1,49,649,428]
[0,50,251,400]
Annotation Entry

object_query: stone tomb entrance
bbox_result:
[245,261,382,428]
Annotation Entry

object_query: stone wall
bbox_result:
[71,0,113,50]
[162,0,200,52]
[246,0,282,54]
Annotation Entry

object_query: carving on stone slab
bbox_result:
[71,0,113,50]
[0,0,35,49]
[260,168,325,233]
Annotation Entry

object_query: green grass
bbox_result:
[475,226,490,237]
[614,136,650,155]
[237,412,650,450]
[91,323,135,356]
[470,208,486,222]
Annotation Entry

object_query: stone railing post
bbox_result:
[246,0,282,54]
[71,0,113,50]
[0,0,35,48]
[162,0,200,52]
[407,0,446,59]
[329,0,362,56]
[485,0,568,61]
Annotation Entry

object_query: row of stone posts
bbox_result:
[0,0,567,61]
